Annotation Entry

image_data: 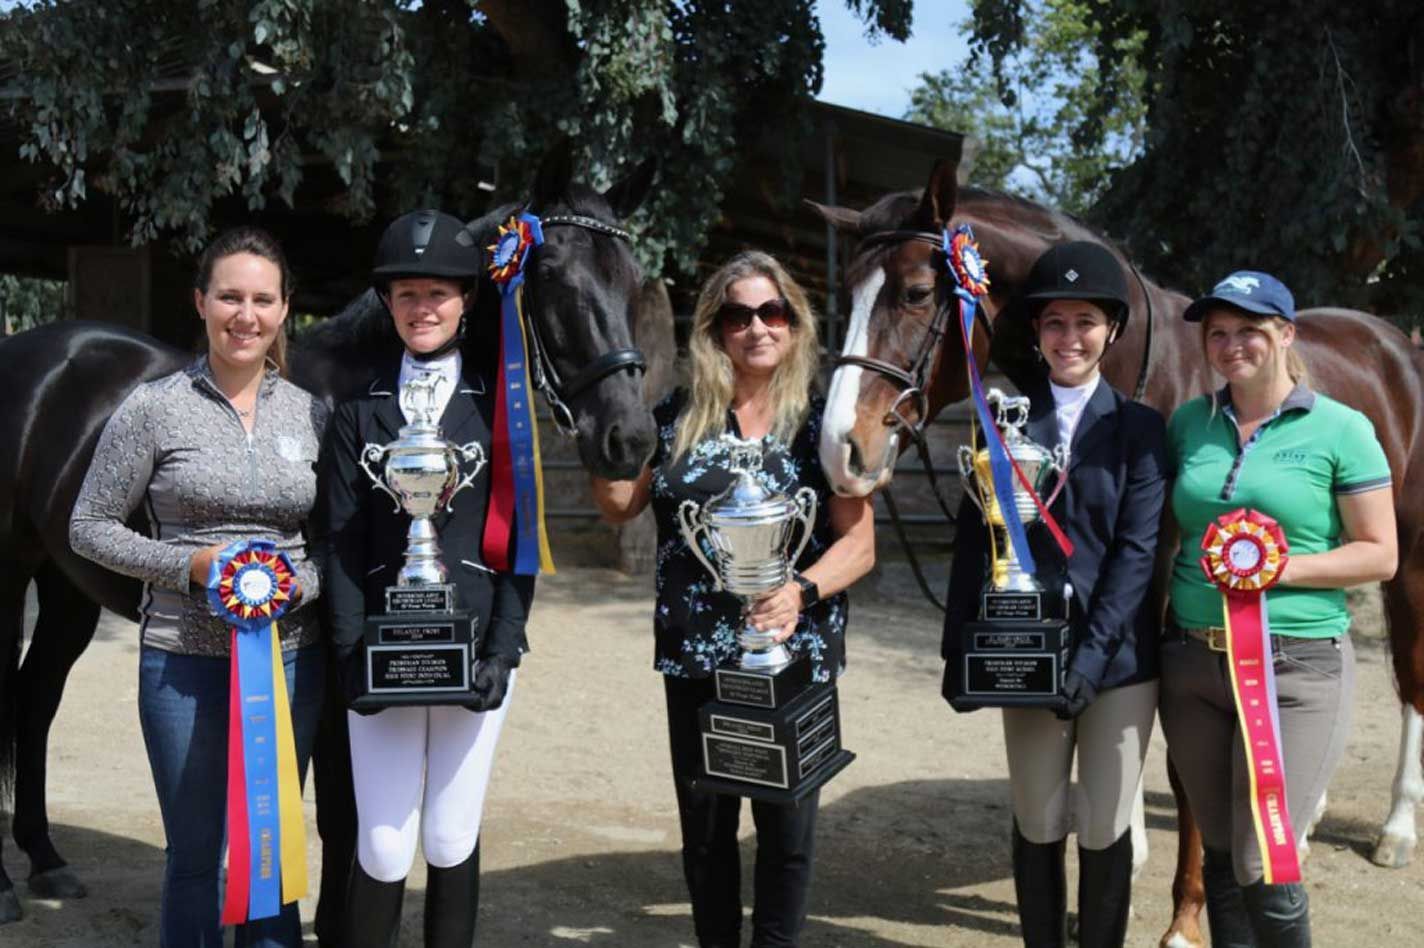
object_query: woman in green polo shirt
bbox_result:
[1160,270,1397,947]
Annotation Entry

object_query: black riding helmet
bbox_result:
[372,209,482,285]
[1016,241,1131,331]
[372,209,483,361]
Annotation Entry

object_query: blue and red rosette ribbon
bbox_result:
[944,225,1073,564]
[206,539,307,923]
[482,213,556,575]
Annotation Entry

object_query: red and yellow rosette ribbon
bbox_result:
[1199,508,1299,884]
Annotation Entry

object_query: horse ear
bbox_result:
[914,157,960,229]
[805,199,862,234]
[532,137,575,211]
[602,157,657,221]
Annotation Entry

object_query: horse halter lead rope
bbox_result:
[517,211,648,435]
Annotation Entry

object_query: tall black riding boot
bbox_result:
[1202,848,1256,948]
[424,842,482,948]
[1242,880,1310,948]
[1012,819,1067,948]
[342,863,406,948]
[1076,830,1132,948]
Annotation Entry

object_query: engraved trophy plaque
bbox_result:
[352,373,488,709]
[676,436,855,801]
[950,389,1074,711]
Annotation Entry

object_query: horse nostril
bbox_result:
[847,439,865,478]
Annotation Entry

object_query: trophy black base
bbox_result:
[713,654,814,709]
[949,619,1073,713]
[351,585,483,710]
[692,677,854,803]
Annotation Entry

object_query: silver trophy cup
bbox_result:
[359,373,488,596]
[956,389,1068,598]
[676,436,817,673]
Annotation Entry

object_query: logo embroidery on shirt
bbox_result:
[1272,448,1309,465]
[275,435,307,462]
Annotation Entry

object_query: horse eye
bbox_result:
[903,285,934,306]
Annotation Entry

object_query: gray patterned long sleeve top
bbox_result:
[69,357,328,656]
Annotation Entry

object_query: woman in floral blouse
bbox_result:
[591,250,874,948]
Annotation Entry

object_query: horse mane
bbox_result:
[846,183,1179,296]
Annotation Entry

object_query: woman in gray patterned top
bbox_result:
[69,227,326,948]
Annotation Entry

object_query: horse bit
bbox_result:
[494,211,647,436]
[834,228,993,454]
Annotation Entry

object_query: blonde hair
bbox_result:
[1201,312,1309,412]
[671,251,821,461]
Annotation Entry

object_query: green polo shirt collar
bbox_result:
[1216,383,1316,502]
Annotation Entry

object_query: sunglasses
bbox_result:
[717,298,794,331]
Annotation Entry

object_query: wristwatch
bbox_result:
[793,572,820,609]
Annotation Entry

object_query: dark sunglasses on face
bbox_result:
[718,298,794,331]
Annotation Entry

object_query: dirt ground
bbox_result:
[3,561,1421,946]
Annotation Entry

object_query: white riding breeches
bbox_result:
[347,671,516,881]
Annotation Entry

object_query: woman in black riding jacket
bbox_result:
[321,210,533,947]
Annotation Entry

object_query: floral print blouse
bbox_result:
[649,389,848,682]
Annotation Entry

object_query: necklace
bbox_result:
[235,406,253,418]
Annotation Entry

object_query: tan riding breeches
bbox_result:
[1159,633,1354,885]
[1002,679,1159,850]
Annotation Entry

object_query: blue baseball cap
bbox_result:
[1183,270,1296,323]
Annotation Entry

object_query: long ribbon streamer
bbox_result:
[208,540,307,924]
[483,213,556,575]
[1201,508,1299,884]
[945,226,1073,566]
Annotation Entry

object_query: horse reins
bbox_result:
[1127,258,1155,402]
[517,212,648,435]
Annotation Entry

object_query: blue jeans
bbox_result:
[138,643,325,948]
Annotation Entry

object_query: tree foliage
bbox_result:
[0,275,68,333]
[905,1,1147,217]
[0,0,907,280]
[968,0,1424,314]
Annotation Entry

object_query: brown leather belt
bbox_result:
[1177,624,1229,652]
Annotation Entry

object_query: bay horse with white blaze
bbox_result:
[0,142,658,931]
[812,159,1424,947]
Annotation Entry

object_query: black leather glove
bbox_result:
[340,649,382,716]
[466,654,517,712]
[1055,669,1099,721]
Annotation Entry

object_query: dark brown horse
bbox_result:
[812,160,1424,947]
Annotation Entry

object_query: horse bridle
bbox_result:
[517,212,647,435]
[835,228,993,451]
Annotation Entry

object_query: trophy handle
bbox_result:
[359,443,403,513]
[1042,442,1071,509]
[787,487,819,572]
[957,445,986,516]
[676,500,723,592]
[445,441,489,512]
